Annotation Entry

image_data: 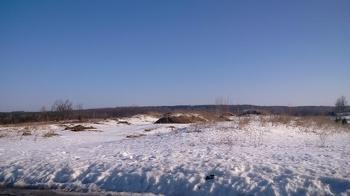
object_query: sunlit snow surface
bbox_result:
[0,115,349,195]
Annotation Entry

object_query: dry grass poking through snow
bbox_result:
[243,115,350,147]
[20,126,33,136]
[196,115,350,148]
[42,130,59,138]
[237,116,251,130]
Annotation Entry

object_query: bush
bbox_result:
[342,119,348,125]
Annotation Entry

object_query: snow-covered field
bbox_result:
[0,115,350,195]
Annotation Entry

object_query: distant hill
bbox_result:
[0,105,345,124]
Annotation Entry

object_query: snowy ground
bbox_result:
[0,115,350,195]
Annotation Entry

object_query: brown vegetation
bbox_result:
[64,125,96,132]
[42,130,59,137]
[237,117,251,129]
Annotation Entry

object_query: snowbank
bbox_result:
[0,116,349,195]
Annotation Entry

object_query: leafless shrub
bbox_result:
[40,106,49,121]
[335,96,348,113]
[317,130,330,147]
[52,99,73,121]
[75,104,84,121]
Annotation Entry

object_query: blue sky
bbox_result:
[0,0,349,112]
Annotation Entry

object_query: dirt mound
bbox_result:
[239,109,266,116]
[155,114,207,124]
[64,125,96,132]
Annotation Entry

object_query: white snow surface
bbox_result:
[0,115,350,195]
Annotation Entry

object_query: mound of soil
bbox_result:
[239,110,266,116]
[64,125,96,132]
[155,114,207,124]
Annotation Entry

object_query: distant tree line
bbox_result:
[0,97,349,125]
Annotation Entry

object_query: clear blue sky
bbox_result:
[0,0,349,112]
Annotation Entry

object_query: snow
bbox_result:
[0,115,350,195]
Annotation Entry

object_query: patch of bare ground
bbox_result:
[64,125,96,132]
[126,133,146,138]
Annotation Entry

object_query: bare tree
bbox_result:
[215,96,230,116]
[52,99,73,120]
[76,104,83,111]
[40,106,48,121]
[75,104,84,121]
[335,96,348,113]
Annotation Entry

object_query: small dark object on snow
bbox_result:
[118,121,131,125]
[64,125,96,132]
[205,174,215,181]
[168,125,176,130]
[126,134,146,138]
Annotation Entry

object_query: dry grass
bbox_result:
[64,125,96,132]
[293,116,347,133]
[21,126,33,136]
[42,130,59,137]
[269,115,294,126]
[237,117,251,129]
[258,115,348,132]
